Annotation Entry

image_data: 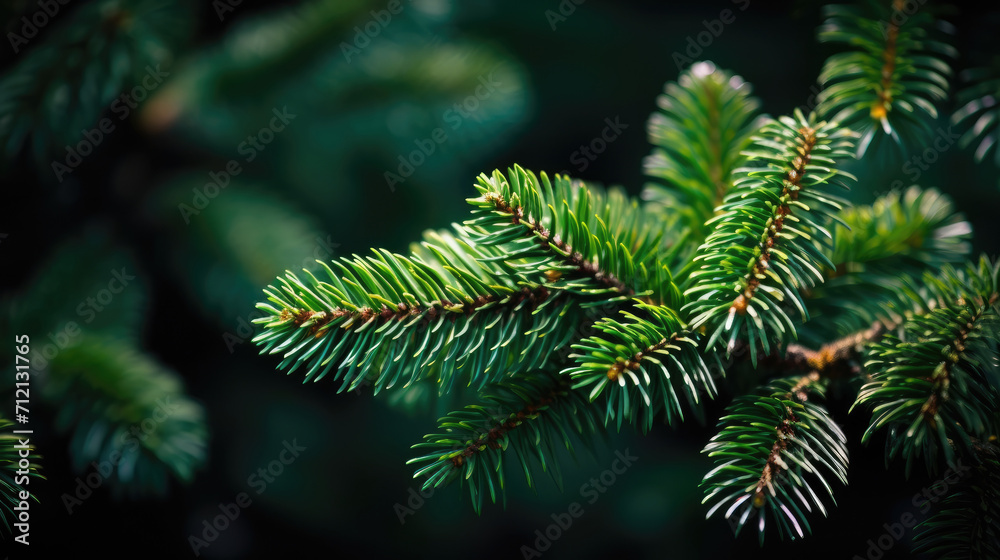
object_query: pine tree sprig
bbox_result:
[816,1,956,156]
[800,185,972,342]
[642,61,765,243]
[683,110,857,363]
[407,370,605,513]
[854,257,1000,476]
[701,374,849,544]
[252,242,579,394]
[43,334,207,496]
[563,301,721,432]
[827,186,972,272]
[466,166,677,305]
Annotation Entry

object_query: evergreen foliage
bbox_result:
[952,65,1000,169]
[45,334,208,495]
[246,1,1000,548]
[702,375,848,544]
[683,110,856,364]
[854,257,1000,476]
[0,0,194,165]
[816,0,956,155]
[0,233,208,527]
[407,370,604,513]
[564,302,720,432]
[800,186,972,343]
[3,0,996,553]
[2,0,533,536]
[642,61,764,257]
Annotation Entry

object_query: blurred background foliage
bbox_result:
[0,0,997,558]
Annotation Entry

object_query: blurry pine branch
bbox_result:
[0,0,194,166]
[1,232,207,527]
[953,63,1000,170]
[816,0,955,156]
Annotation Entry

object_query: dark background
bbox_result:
[1,0,998,558]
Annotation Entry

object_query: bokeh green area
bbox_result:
[0,0,997,558]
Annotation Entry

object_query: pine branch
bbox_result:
[252,225,583,394]
[563,301,721,432]
[853,257,1000,476]
[816,1,956,156]
[684,110,856,364]
[702,374,849,544]
[827,186,972,273]
[642,61,764,255]
[777,322,886,378]
[407,370,605,513]
[44,334,207,496]
[253,166,684,396]
[466,166,677,305]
